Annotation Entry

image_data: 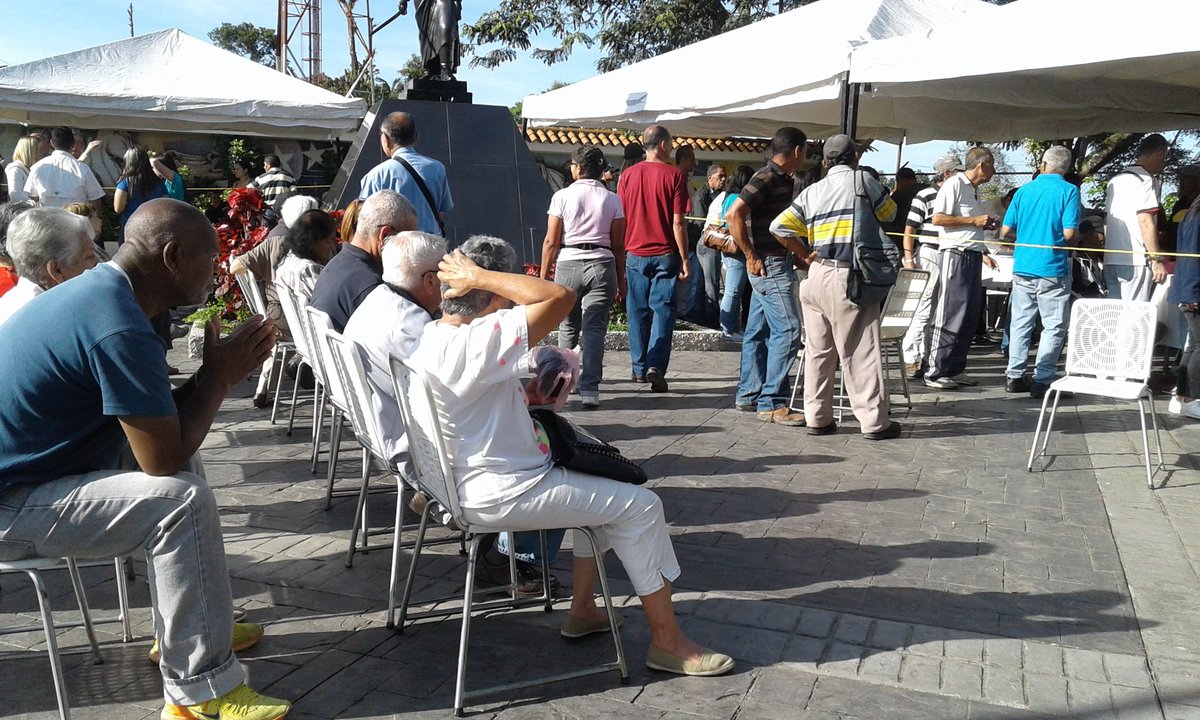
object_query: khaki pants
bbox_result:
[798,261,890,433]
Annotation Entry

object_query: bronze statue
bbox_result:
[401,0,461,80]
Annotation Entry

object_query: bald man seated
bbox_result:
[0,199,290,720]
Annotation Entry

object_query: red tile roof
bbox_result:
[524,126,770,155]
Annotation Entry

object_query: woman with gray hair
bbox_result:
[0,207,100,327]
[408,234,733,677]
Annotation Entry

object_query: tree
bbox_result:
[208,23,278,66]
[398,54,428,86]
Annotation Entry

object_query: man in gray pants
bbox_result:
[0,199,290,720]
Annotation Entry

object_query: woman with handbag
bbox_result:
[540,145,626,408]
[707,165,755,341]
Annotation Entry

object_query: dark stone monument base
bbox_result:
[401,78,473,103]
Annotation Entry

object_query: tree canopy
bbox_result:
[208,22,278,66]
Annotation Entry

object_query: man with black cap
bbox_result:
[771,134,900,440]
[900,153,963,378]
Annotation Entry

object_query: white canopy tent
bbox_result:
[0,29,366,140]
[521,0,995,141]
[849,0,1200,142]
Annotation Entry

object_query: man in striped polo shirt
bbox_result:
[900,154,963,378]
[248,154,296,207]
[772,134,900,440]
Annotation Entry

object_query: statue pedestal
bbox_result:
[401,78,473,103]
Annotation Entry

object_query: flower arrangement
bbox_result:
[189,187,269,324]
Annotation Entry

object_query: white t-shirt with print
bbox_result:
[409,306,554,509]
[1104,165,1160,267]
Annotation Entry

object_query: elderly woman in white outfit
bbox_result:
[408,235,733,677]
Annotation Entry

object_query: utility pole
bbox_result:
[128,3,134,37]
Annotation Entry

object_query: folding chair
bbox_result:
[302,305,358,511]
[389,355,628,716]
[1027,299,1165,488]
[272,280,319,443]
[0,553,132,720]
[235,273,293,424]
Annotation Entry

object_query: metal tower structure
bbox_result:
[277,0,323,81]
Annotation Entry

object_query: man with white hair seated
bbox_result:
[0,206,100,327]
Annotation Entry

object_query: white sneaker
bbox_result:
[924,376,959,390]
[1169,396,1183,414]
[950,374,979,387]
[1180,399,1200,421]
[580,393,600,408]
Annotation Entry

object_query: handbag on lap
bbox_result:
[529,409,648,485]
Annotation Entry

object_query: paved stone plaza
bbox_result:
[3,346,1200,719]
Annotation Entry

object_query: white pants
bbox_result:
[463,467,680,596]
[901,244,941,365]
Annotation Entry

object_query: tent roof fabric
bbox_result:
[521,0,989,141]
[0,29,365,139]
[849,0,1200,141]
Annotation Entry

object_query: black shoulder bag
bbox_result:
[391,156,446,235]
[847,170,902,306]
[529,409,648,485]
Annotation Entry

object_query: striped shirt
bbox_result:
[770,165,896,263]
[249,168,296,206]
[905,185,941,248]
[738,162,796,255]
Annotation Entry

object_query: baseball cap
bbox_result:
[934,153,965,173]
[823,134,858,161]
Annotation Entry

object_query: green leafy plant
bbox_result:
[185,302,250,334]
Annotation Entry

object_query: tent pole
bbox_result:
[895,135,905,176]
[838,78,860,138]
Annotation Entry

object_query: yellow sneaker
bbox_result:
[161,684,290,720]
[149,622,265,664]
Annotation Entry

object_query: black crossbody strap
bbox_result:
[391,155,446,234]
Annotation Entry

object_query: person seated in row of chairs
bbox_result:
[405,235,734,676]
[0,206,100,328]
[0,199,290,720]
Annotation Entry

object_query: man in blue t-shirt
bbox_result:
[0,199,291,720]
[999,146,1081,399]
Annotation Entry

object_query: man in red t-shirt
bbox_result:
[617,125,689,392]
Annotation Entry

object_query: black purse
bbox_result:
[847,170,901,307]
[529,409,648,484]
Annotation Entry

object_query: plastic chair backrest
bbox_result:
[880,268,931,334]
[273,279,313,364]
[1064,299,1157,383]
[389,355,464,527]
[305,304,350,409]
[323,330,386,461]
[235,272,269,317]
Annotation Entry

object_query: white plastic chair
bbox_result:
[1027,299,1165,488]
[0,552,130,720]
[235,272,294,424]
[789,269,929,418]
[272,279,318,444]
[389,355,628,717]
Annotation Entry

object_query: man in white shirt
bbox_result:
[925,146,999,390]
[1104,134,1169,301]
[23,127,105,210]
[0,207,99,327]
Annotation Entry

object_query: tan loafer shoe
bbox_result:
[560,612,624,639]
[756,406,806,427]
[645,645,734,677]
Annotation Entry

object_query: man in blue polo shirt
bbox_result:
[999,146,1081,399]
[358,111,453,235]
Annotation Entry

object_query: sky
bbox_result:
[0,0,967,172]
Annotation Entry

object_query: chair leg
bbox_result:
[1148,392,1165,471]
[1027,388,1054,471]
[539,530,553,613]
[310,383,325,475]
[386,479,408,629]
[113,557,133,642]
[66,559,102,665]
[454,535,485,717]
[270,345,290,425]
[396,505,433,632]
[324,410,343,511]
[895,342,911,410]
[788,349,804,412]
[1039,390,1062,458]
[1137,398,1154,489]
[286,361,303,436]
[27,568,71,720]
[345,447,373,567]
[577,527,629,682]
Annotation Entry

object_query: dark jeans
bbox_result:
[1177,311,1200,397]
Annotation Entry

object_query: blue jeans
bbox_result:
[737,256,802,411]
[720,255,751,335]
[694,241,722,327]
[1006,274,1070,384]
[497,529,567,564]
[626,252,680,376]
[555,258,616,395]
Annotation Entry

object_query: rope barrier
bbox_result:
[684,215,1200,260]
